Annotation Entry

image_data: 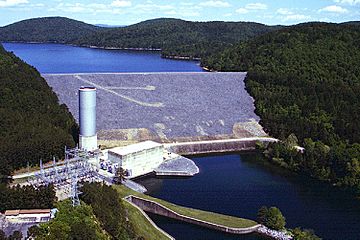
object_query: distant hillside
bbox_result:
[0,17,103,43]
[0,17,281,59]
[0,44,78,181]
[76,18,281,59]
[203,22,360,191]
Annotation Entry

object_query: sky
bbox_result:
[0,0,359,26]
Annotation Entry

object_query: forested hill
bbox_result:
[203,22,360,191]
[0,17,281,59]
[0,44,78,181]
[0,17,103,43]
[74,18,281,59]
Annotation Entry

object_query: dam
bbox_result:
[43,72,267,148]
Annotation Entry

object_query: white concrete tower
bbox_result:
[79,87,97,151]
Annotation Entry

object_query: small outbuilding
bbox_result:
[108,141,164,178]
[4,209,53,223]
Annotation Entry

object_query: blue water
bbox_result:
[138,154,360,240]
[2,43,203,73]
[147,213,264,240]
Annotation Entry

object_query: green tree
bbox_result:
[36,200,108,240]
[257,206,268,224]
[292,228,321,240]
[257,206,286,230]
[0,44,78,180]
[47,221,71,240]
[80,182,136,239]
[27,225,41,239]
[70,220,98,240]
[203,22,360,193]
[284,133,299,149]
[7,231,22,240]
[113,167,126,185]
[266,207,286,230]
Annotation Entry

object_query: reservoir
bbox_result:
[2,43,203,73]
[4,43,360,240]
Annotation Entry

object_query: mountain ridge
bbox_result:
[0,16,282,59]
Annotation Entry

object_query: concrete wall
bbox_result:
[166,140,258,155]
[127,195,261,235]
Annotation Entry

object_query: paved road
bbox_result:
[13,137,279,180]
[163,137,279,147]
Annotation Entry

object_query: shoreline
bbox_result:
[2,41,205,63]
[2,41,162,52]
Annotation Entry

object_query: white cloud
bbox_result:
[235,2,267,14]
[181,11,200,17]
[276,8,293,15]
[59,3,86,13]
[283,14,310,21]
[0,0,28,7]
[199,0,230,8]
[235,8,249,14]
[30,3,45,7]
[180,2,195,6]
[245,3,267,10]
[88,3,107,10]
[320,5,348,13]
[111,0,131,8]
[334,0,360,5]
[52,2,120,14]
[165,10,177,15]
[133,3,174,12]
[275,8,311,22]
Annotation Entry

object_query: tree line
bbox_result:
[80,182,140,240]
[0,184,56,212]
[0,17,281,60]
[202,22,360,193]
[0,44,78,182]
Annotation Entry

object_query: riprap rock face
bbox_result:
[44,72,262,141]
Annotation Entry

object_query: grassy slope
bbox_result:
[115,185,257,229]
[123,201,170,240]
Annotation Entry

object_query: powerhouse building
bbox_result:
[108,141,164,178]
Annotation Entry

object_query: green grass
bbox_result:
[114,185,258,229]
[123,200,170,240]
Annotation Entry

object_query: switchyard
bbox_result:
[27,147,106,203]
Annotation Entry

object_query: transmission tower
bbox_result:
[71,173,81,207]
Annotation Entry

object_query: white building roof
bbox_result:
[5,209,51,216]
[109,141,162,156]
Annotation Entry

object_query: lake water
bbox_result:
[2,43,203,73]
[138,154,360,240]
[3,43,360,240]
